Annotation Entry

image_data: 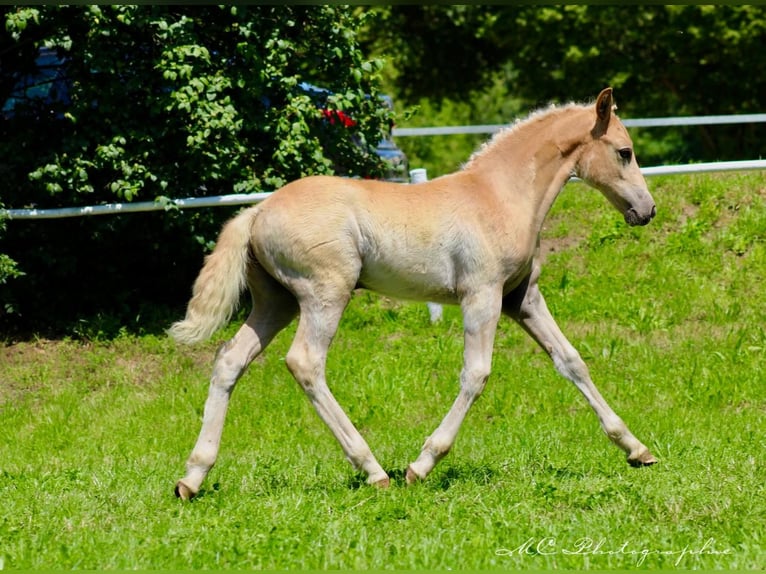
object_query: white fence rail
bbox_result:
[2,114,765,221]
[2,193,272,221]
[392,112,766,137]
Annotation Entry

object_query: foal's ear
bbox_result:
[596,87,614,123]
[592,87,614,136]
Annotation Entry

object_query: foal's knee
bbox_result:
[460,364,491,400]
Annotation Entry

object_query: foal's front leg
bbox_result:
[504,276,657,467]
[406,287,503,483]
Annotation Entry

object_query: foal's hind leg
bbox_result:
[175,272,297,500]
[285,291,390,487]
[406,286,503,483]
[504,275,657,467]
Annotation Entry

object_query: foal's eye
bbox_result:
[618,148,633,162]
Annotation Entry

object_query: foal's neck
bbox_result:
[467,105,591,234]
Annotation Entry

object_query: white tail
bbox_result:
[168,207,257,344]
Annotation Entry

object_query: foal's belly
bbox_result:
[356,255,460,304]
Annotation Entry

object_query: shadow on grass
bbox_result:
[176,459,623,503]
[345,464,499,491]
[174,482,222,503]
[430,463,498,490]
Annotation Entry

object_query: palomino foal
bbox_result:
[170,88,657,500]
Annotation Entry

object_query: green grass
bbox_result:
[1,172,765,570]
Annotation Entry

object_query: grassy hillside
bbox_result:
[1,172,764,569]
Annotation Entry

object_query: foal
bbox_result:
[170,88,657,500]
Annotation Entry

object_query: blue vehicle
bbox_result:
[1,48,71,120]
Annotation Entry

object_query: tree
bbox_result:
[0,5,392,336]
[362,5,503,104]
[367,5,766,163]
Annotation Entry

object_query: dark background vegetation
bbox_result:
[2,5,765,338]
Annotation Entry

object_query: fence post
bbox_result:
[409,168,444,323]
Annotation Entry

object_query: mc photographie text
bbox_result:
[496,536,732,566]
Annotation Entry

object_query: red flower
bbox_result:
[321,108,356,128]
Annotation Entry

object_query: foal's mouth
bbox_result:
[624,205,657,226]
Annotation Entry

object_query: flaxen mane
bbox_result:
[463,102,585,169]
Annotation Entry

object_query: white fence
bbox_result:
[2,113,765,221]
[2,193,273,221]
[391,113,766,137]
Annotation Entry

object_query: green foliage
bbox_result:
[0,174,764,568]
[361,6,505,105]
[0,5,391,334]
[0,211,23,315]
[0,252,21,285]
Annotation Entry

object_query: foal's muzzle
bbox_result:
[624,204,656,226]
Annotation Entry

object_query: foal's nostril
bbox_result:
[651,205,657,219]
[624,208,639,226]
[624,206,654,227]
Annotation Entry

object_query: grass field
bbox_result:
[1,172,764,570]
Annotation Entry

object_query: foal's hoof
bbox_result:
[174,480,197,501]
[371,476,391,489]
[405,466,422,485]
[628,450,658,467]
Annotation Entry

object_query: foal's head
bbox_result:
[576,88,656,226]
